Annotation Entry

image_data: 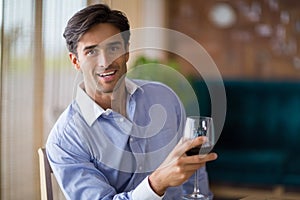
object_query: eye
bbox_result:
[87,48,98,56]
[107,44,122,54]
[111,46,119,52]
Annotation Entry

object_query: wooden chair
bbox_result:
[38,147,53,200]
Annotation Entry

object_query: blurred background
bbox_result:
[1,0,300,199]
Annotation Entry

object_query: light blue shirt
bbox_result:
[46,78,212,200]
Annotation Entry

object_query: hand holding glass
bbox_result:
[182,116,215,200]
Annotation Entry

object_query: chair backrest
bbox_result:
[38,147,53,200]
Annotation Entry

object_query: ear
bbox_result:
[69,53,80,70]
[125,43,130,63]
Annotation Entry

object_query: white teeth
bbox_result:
[99,70,116,77]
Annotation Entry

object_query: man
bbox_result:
[46,4,217,200]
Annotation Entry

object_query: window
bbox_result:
[1,0,86,199]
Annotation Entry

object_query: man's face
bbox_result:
[71,23,129,98]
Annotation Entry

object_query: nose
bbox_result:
[97,49,110,68]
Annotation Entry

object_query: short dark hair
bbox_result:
[63,4,130,55]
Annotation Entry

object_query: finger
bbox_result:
[182,152,218,164]
[169,137,194,157]
[180,153,218,173]
[200,152,218,162]
[162,137,211,168]
[184,164,205,172]
[192,136,208,147]
[175,136,207,156]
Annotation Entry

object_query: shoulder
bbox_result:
[46,101,86,146]
[131,79,177,96]
[130,79,184,110]
[46,101,93,163]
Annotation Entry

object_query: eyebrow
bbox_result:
[83,44,98,52]
[106,41,123,47]
[83,41,123,52]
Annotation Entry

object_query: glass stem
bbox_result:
[193,169,200,194]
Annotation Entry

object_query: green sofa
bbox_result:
[192,79,300,188]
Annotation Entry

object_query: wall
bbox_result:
[167,0,300,80]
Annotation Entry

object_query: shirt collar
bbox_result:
[75,78,141,126]
[126,78,142,95]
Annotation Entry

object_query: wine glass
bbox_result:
[182,116,215,200]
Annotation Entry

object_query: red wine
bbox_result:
[186,146,201,156]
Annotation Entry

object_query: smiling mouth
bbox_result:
[98,70,117,77]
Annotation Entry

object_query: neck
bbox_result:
[91,80,127,117]
[95,93,113,110]
[111,80,127,117]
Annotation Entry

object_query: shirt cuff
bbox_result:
[132,176,164,200]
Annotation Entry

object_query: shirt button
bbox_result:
[138,166,143,171]
[120,118,124,122]
[129,137,134,142]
